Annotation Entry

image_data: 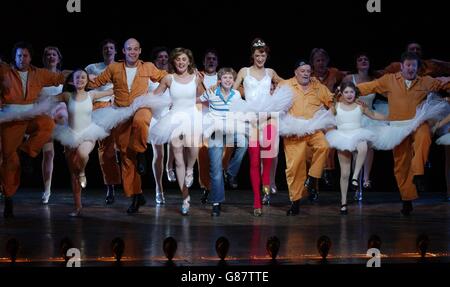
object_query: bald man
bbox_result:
[89,38,167,214]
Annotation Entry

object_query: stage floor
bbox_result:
[1,188,449,266]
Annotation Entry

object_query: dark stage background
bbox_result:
[1,0,448,193]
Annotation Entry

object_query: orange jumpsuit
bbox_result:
[89,60,166,197]
[358,72,450,200]
[0,64,65,197]
[381,59,450,77]
[280,77,333,201]
[93,101,122,186]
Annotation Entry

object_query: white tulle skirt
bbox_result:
[92,93,171,131]
[230,85,293,114]
[0,98,54,123]
[326,127,376,151]
[370,94,448,150]
[279,108,336,137]
[149,107,203,146]
[53,123,109,148]
[436,133,450,145]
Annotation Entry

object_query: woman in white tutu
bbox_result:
[326,82,386,214]
[39,46,70,204]
[150,48,205,216]
[53,69,113,216]
[342,52,382,200]
[232,38,285,216]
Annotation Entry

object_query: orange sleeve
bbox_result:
[423,76,450,91]
[148,63,168,83]
[358,75,388,97]
[89,64,113,89]
[428,59,450,76]
[319,85,334,108]
[39,68,65,87]
[383,62,401,75]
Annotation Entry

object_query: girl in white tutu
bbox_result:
[326,82,386,214]
[150,48,205,216]
[342,53,383,200]
[53,69,113,216]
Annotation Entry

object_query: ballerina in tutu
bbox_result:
[342,52,383,200]
[232,38,286,216]
[53,69,113,216]
[149,47,205,216]
[326,82,387,214]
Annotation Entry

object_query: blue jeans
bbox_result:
[208,133,248,204]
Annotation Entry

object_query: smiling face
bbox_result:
[220,73,234,90]
[295,64,312,86]
[341,86,356,104]
[173,53,190,74]
[252,49,267,68]
[15,48,32,71]
[123,39,141,66]
[72,70,88,90]
[400,59,418,80]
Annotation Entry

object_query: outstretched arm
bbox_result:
[152,75,170,95]
[270,69,284,84]
[91,89,114,101]
[233,68,246,91]
[54,92,70,102]
[362,105,387,120]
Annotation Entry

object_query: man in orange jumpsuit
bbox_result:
[1,42,66,218]
[279,61,333,215]
[380,42,450,77]
[358,52,450,215]
[89,38,167,214]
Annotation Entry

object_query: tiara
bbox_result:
[253,39,266,47]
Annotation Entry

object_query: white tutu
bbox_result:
[53,123,109,148]
[361,114,387,128]
[92,93,171,131]
[371,93,448,150]
[326,128,376,151]
[149,106,203,146]
[436,133,450,145]
[0,97,55,123]
[230,85,293,114]
[279,108,336,137]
